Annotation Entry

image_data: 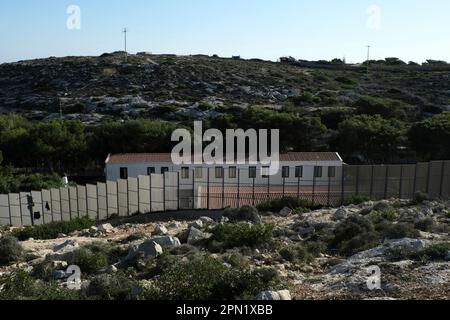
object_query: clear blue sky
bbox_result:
[1,0,449,63]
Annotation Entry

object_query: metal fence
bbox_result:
[1,161,449,227]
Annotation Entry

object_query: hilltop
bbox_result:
[1,52,450,123]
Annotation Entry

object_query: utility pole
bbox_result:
[123,28,128,63]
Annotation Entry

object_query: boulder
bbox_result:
[48,240,80,261]
[98,223,115,233]
[256,290,292,301]
[297,226,315,239]
[154,225,168,236]
[150,236,181,248]
[187,227,212,245]
[125,240,163,261]
[199,216,215,224]
[333,207,348,221]
[189,220,203,229]
[279,207,293,217]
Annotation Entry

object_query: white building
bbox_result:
[105,152,344,186]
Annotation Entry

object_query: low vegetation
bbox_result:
[0,235,23,266]
[12,216,95,241]
[257,197,321,213]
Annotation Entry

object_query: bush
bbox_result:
[211,223,274,249]
[415,218,435,232]
[387,242,450,262]
[413,191,429,204]
[13,216,95,240]
[329,215,382,256]
[224,206,261,223]
[0,235,23,266]
[143,255,281,300]
[85,273,136,300]
[382,223,420,240]
[257,197,321,213]
[70,248,109,274]
[344,195,371,206]
[0,269,80,300]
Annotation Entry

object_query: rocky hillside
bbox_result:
[1,52,450,123]
[0,197,449,300]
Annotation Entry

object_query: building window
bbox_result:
[262,166,270,178]
[314,166,323,178]
[295,166,303,178]
[195,168,203,179]
[282,166,290,178]
[215,167,224,179]
[147,167,155,175]
[120,167,128,180]
[161,167,169,174]
[249,166,257,179]
[328,167,336,178]
[181,167,190,179]
[229,167,237,179]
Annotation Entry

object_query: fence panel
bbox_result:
[86,184,98,220]
[0,194,10,226]
[59,188,71,222]
[429,161,444,199]
[76,186,87,217]
[20,192,33,226]
[97,183,108,220]
[442,161,450,199]
[415,162,430,193]
[106,181,118,217]
[128,178,139,215]
[400,165,416,199]
[138,175,151,214]
[151,174,164,212]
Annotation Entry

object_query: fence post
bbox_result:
[116,181,120,217]
[283,177,286,196]
[85,185,89,217]
[355,166,360,195]
[341,166,345,205]
[105,182,109,219]
[222,170,225,209]
[68,187,72,222]
[237,169,241,208]
[297,175,300,199]
[413,164,418,194]
[192,170,195,210]
[207,168,210,210]
[149,174,153,213]
[96,185,100,221]
[327,172,331,207]
[426,162,432,195]
[369,165,375,199]
[177,172,180,211]
[312,169,316,205]
[252,177,256,206]
[439,161,446,198]
[399,165,404,199]
[7,194,12,226]
[40,191,45,225]
[163,173,166,212]
[50,189,54,222]
[59,188,63,221]
[384,166,389,199]
[267,174,270,200]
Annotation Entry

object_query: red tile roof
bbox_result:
[106,152,342,164]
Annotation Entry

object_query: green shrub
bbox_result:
[412,191,429,204]
[0,269,80,300]
[70,248,109,274]
[0,235,23,266]
[279,247,296,262]
[279,241,326,263]
[369,209,400,224]
[382,223,420,240]
[13,216,95,241]
[415,218,435,232]
[143,255,281,300]
[211,223,274,249]
[257,197,321,213]
[85,273,136,300]
[329,215,382,256]
[344,195,371,206]
[387,242,450,262]
[224,206,261,223]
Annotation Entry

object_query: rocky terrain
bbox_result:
[1,52,450,123]
[0,196,449,300]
